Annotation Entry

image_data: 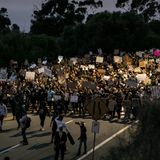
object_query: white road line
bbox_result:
[65,120,73,124]
[0,144,21,154]
[77,121,138,160]
[0,119,74,155]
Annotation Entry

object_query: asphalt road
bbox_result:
[0,114,134,160]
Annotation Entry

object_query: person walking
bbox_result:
[19,112,30,145]
[50,111,58,143]
[76,122,87,156]
[54,125,67,160]
[0,99,8,131]
[38,101,50,131]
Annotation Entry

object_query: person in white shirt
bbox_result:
[0,99,8,131]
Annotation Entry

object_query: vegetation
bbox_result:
[0,0,160,65]
[104,100,160,160]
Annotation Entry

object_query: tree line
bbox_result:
[0,0,160,66]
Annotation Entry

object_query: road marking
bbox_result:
[0,144,21,154]
[65,120,73,124]
[77,120,138,160]
[0,119,73,155]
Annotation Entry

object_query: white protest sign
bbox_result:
[25,72,35,81]
[43,67,52,77]
[70,95,78,103]
[58,56,63,63]
[38,67,45,74]
[70,57,78,65]
[136,74,147,82]
[103,76,110,81]
[88,64,95,69]
[96,56,104,63]
[80,65,88,71]
[136,51,143,57]
[54,95,62,101]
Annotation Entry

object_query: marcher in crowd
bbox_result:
[38,101,50,131]
[0,98,8,131]
[54,125,67,160]
[75,121,87,156]
[19,112,29,145]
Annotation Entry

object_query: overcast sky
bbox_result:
[0,0,121,32]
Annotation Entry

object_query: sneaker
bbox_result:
[41,128,45,131]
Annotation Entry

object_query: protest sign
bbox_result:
[25,72,35,81]
[136,51,143,57]
[134,67,141,73]
[38,67,45,74]
[88,64,95,69]
[114,56,122,63]
[43,67,52,77]
[58,56,63,63]
[96,56,104,63]
[136,74,147,82]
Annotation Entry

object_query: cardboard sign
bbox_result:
[123,54,132,65]
[96,56,104,63]
[25,72,35,80]
[97,69,106,75]
[134,67,141,73]
[139,61,146,68]
[70,95,78,103]
[114,56,122,63]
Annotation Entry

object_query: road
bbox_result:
[0,114,134,160]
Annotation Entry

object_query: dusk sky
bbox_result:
[1,0,121,32]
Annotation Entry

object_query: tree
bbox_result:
[116,0,160,22]
[0,7,11,33]
[30,0,103,36]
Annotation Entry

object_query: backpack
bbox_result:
[25,116,31,128]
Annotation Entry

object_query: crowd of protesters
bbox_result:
[0,50,160,125]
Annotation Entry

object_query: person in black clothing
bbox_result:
[54,125,67,160]
[76,122,87,156]
[50,111,58,143]
[38,101,50,131]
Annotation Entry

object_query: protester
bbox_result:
[0,98,8,131]
[75,121,87,156]
[19,112,29,145]
[50,111,58,143]
[54,125,67,160]
[37,101,50,131]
